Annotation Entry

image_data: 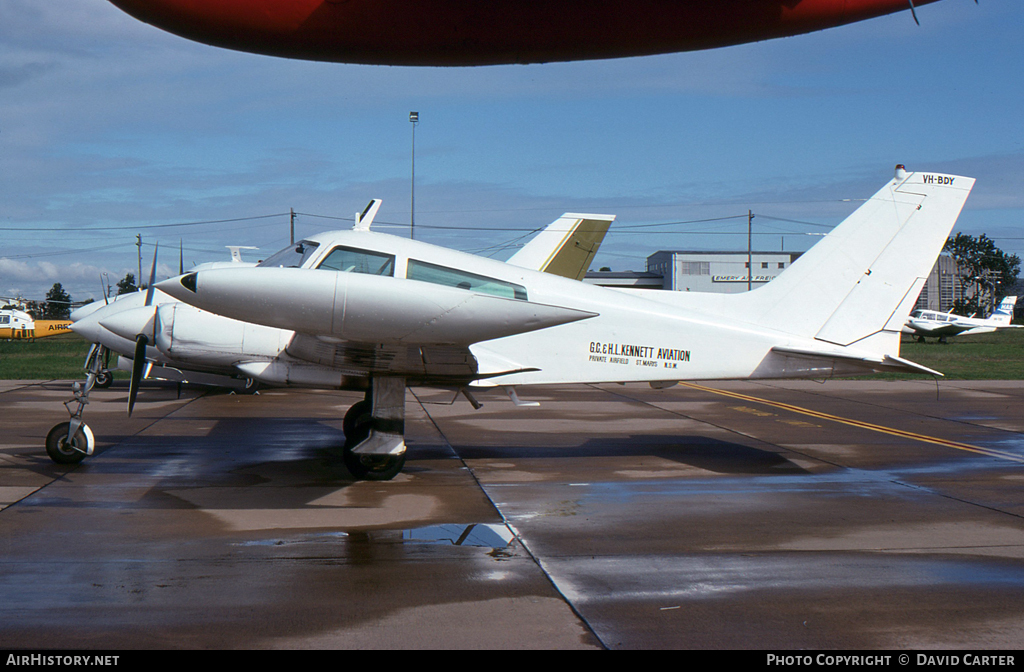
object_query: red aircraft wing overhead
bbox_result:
[107,0,942,66]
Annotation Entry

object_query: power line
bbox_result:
[0,213,289,232]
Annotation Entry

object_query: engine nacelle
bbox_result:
[154,303,290,367]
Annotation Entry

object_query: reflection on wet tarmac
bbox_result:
[550,553,1024,604]
[234,524,515,549]
[401,523,514,548]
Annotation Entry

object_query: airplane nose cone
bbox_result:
[70,313,104,342]
[98,306,157,341]
[70,301,106,322]
[155,274,197,302]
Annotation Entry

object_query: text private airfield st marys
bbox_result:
[52,166,973,481]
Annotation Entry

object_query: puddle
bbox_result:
[401,523,515,548]
[237,532,349,547]
[235,523,515,549]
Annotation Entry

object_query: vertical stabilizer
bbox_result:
[507,213,614,280]
[741,167,974,353]
[990,296,1017,324]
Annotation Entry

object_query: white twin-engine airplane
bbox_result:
[54,208,611,470]
[904,296,1020,343]
[56,166,973,481]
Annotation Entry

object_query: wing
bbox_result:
[265,333,538,387]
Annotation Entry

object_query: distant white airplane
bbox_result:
[137,166,972,480]
[51,210,612,467]
[904,296,1020,343]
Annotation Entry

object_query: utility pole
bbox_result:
[136,234,142,288]
[747,210,753,292]
[290,208,296,245]
[409,111,419,240]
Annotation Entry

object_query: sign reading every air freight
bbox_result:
[712,275,777,283]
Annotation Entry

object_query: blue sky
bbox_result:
[1,0,1022,302]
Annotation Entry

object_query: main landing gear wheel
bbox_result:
[45,422,94,465]
[342,420,406,481]
[93,370,113,389]
[343,399,370,438]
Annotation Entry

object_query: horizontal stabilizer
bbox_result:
[772,346,943,377]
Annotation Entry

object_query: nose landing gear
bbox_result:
[45,344,107,464]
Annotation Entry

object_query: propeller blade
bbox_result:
[144,243,159,307]
[128,334,148,417]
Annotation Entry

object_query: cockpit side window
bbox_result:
[317,246,395,276]
[406,259,527,300]
[256,241,321,268]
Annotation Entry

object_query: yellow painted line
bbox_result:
[678,381,1024,464]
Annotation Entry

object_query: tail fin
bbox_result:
[507,213,614,280]
[991,296,1017,323]
[740,167,974,353]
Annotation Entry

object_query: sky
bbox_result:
[1,0,1022,303]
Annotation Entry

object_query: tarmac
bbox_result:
[3,377,1024,649]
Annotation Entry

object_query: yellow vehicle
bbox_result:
[0,306,73,340]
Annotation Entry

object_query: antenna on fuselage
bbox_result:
[353,199,383,231]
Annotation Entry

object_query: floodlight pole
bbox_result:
[410,111,418,240]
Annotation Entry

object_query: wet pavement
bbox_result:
[2,378,1024,649]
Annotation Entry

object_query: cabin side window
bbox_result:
[406,260,528,300]
[317,246,395,276]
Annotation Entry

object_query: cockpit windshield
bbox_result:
[256,241,321,268]
[317,246,395,276]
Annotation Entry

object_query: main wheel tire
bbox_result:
[45,422,93,465]
[93,371,113,389]
[342,422,405,481]
[343,400,371,439]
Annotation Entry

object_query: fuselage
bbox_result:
[153,227,870,388]
[106,0,942,66]
[0,308,73,340]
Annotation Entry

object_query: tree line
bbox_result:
[36,273,142,320]
[943,233,1021,317]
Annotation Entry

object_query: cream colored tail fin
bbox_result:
[507,213,614,280]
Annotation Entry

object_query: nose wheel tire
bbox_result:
[46,422,94,465]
